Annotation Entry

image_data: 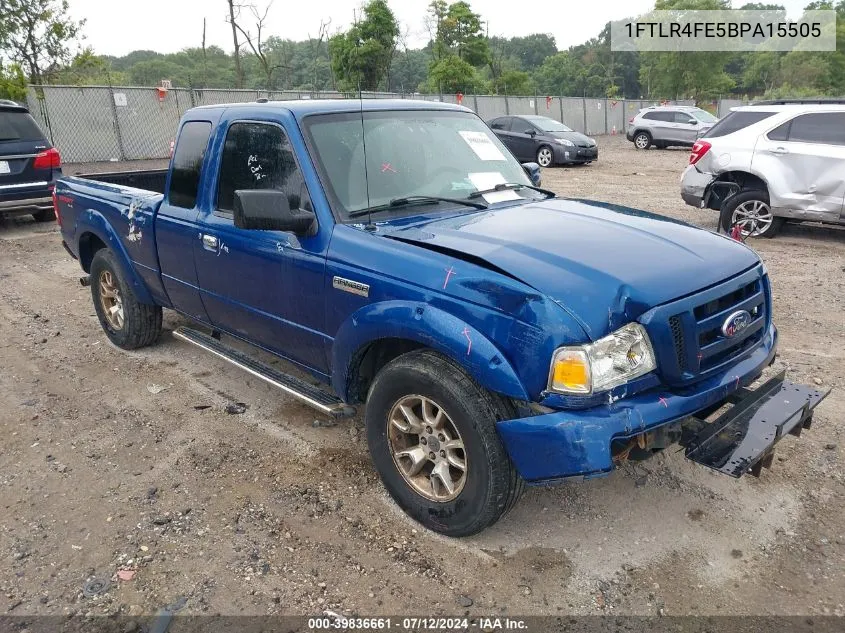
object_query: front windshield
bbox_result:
[527,116,573,132]
[691,109,718,123]
[302,109,538,221]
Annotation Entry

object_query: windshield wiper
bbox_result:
[348,195,488,219]
[467,182,556,200]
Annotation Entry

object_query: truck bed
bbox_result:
[55,173,168,306]
[74,168,168,194]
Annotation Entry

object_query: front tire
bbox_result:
[536,145,554,167]
[90,249,162,349]
[633,131,652,150]
[365,349,524,537]
[720,190,784,239]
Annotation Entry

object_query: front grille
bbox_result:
[669,315,687,371]
[646,268,769,386]
[694,279,765,373]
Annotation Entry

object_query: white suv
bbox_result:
[680,100,845,238]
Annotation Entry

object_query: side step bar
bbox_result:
[173,326,356,418]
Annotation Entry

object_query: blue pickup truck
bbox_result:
[54,99,829,536]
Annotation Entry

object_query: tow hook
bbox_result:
[79,276,91,287]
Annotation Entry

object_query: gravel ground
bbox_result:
[1,135,843,621]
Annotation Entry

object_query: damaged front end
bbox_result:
[612,369,830,478]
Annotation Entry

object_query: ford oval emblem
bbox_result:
[721,310,751,338]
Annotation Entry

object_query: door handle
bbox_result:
[201,234,219,251]
[769,146,789,155]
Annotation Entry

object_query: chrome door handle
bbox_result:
[202,234,219,251]
[769,146,788,155]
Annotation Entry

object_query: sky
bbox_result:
[66,0,816,57]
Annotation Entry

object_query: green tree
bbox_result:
[329,0,399,91]
[638,0,735,99]
[0,0,84,84]
[533,51,586,95]
[0,61,27,100]
[504,34,557,71]
[427,0,489,66]
[495,69,533,94]
[422,54,487,92]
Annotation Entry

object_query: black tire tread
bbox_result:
[720,189,784,239]
[367,349,524,536]
[90,249,162,350]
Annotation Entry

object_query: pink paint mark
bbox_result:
[443,266,456,289]
[697,352,703,362]
[658,397,668,408]
[380,162,397,173]
[462,327,472,356]
[734,375,741,389]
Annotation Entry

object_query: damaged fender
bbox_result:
[77,208,156,305]
[331,301,530,403]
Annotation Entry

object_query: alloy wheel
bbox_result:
[732,199,773,238]
[387,394,467,502]
[99,270,125,330]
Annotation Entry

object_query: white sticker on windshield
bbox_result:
[459,130,506,161]
[468,172,522,204]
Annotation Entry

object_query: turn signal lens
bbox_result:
[551,350,591,394]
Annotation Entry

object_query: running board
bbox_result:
[172,326,356,418]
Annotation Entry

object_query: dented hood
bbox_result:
[382,198,761,339]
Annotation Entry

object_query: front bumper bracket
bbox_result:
[682,369,830,478]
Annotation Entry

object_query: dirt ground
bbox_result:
[1,134,843,622]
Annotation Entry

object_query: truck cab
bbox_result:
[54,99,830,537]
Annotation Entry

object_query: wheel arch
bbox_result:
[331,301,530,405]
[705,170,770,211]
[76,213,155,305]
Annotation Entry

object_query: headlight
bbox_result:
[554,138,574,146]
[548,323,657,395]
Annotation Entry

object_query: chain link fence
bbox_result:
[24,85,705,164]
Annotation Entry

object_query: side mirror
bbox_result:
[521,162,542,186]
[233,189,316,235]
[687,119,698,125]
[525,129,537,136]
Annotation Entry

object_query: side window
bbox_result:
[216,121,309,215]
[786,113,845,145]
[674,112,694,124]
[767,120,790,141]
[489,118,509,130]
[511,118,533,133]
[169,121,212,209]
[643,111,671,121]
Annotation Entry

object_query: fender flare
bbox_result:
[331,300,530,403]
[77,209,155,305]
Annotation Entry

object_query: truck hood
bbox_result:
[381,198,760,339]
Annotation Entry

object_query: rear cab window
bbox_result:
[0,109,46,143]
[168,121,212,209]
[701,110,776,138]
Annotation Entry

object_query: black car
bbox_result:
[488,114,598,167]
[0,100,61,222]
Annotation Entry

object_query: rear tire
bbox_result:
[365,349,524,537]
[720,190,784,239]
[32,209,55,222]
[90,249,162,349]
[633,131,652,150]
